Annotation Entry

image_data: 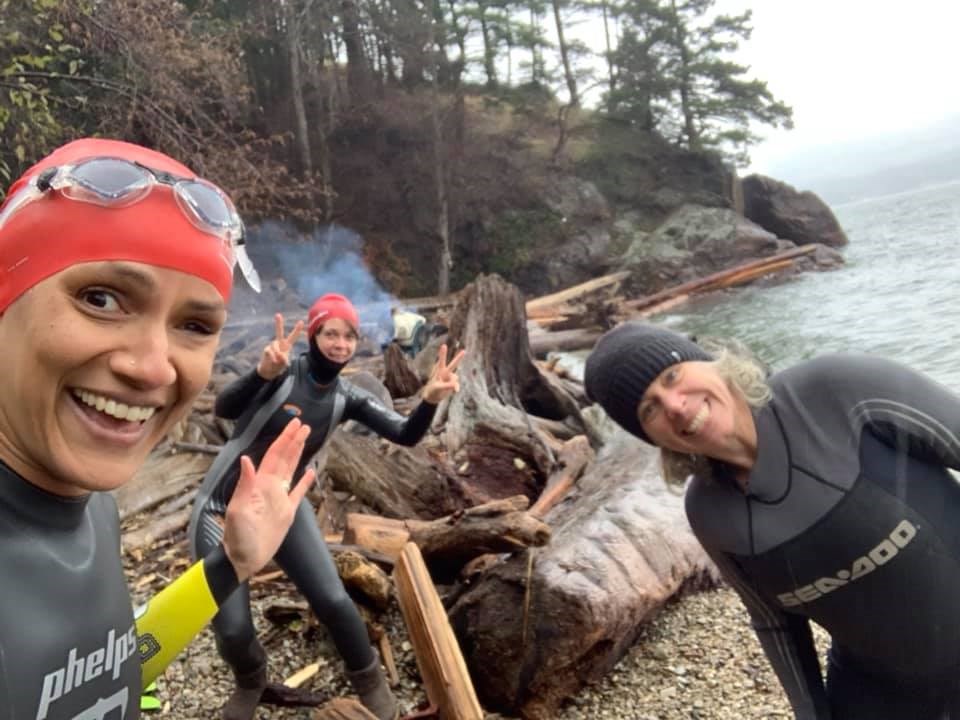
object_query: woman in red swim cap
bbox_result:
[190,292,465,720]
[0,138,314,720]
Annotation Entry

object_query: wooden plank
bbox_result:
[393,542,484,720]
[715,259,795,288]
[284,661,320,688]
[631,293,691,319]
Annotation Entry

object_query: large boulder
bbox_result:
[620,204,785,293]
[538,175,611,224]
[513,176,615,294]
[742,174,849,247]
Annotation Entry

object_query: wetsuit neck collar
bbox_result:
[0,458,91,529]
[742,401,791,502]
[306,344,348,385]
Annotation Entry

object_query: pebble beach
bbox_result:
[141,578,824,719]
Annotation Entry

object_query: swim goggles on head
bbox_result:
[0,156,261,292]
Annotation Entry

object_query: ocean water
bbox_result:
[650,180,960,389]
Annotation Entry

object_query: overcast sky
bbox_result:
[569,1,960,177]
[695,0,960,174]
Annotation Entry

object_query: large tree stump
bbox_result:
[449,433,719,719]
[443,275,586,503]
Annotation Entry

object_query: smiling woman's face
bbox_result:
[637,360,743,457]
[314,317,358,364]
[0,260,226,496]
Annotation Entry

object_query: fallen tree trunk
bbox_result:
[528,327,602,357]
[123,507,192,554]
[114,451,212,520]
[449,434,719,719]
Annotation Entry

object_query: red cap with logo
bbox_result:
[307,293,359,337]
[0,138,236,311]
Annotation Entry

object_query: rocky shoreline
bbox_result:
[139,575,826,719]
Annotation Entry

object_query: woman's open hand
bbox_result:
[222,418,315,582]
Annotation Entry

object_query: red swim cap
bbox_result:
[307,293,359,337]
[0,138,236,311]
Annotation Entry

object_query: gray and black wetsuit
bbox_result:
[0,459,242,720]
[686,354,960,720]
[188,353,435,677]
[0,466,140,720]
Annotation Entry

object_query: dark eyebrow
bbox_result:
[106,263,158,290]
[183,299,227,315]
[104,263,227,315]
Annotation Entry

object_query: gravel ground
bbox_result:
[135,573,827,720]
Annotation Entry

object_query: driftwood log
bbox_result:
[113,269,794,720]
[621,243,817,315]
[449,433,719,719]
[344,496,551,576]
[324,430,460,519]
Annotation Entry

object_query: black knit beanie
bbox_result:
[584,322,713,444]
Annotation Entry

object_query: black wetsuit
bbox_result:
[188,353,436,677]
[686,354,960,720]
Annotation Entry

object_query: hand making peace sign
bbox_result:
[421,343,466,404]
[256,313,305,380]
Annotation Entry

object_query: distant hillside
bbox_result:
[803,146,960,205]
[767,115,960,204]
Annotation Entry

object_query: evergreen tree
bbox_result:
[663,0,792,161]
[606,0,673,130]
[611,0,792,163]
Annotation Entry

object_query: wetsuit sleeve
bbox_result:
[135,546,239,687]
[215,369,274,419]
[344,385,438,446]
[704,547,831,720]
[812,354,960,470]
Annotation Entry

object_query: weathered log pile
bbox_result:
[116,259,816,718]
[398,243,826,362]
